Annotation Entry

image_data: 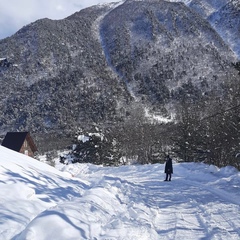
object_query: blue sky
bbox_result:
[0,0,120,40]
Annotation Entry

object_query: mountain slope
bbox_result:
[100,0,236,102]
[168,0,240,58]
[0,3,131,144]
[0,0,239,151]
[208,0,240,58]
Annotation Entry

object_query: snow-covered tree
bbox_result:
[71,125,121,166]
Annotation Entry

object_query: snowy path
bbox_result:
[56,163,240,240]
[119,166,239,239]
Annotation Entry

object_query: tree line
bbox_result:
[59,100,239,170]
[61,63,240,170]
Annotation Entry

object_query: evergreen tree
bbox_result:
[71,125,121,166]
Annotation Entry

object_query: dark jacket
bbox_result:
[165,157,173,174]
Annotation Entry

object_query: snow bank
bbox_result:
[1,146,240,240]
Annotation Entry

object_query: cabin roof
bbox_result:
[1,132,37,152]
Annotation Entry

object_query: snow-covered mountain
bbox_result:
[1,145,240,239]
[0,0,239,151]
[168,0,240,58]
[208,0,240,58]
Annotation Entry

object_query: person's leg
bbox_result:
[169,174,171,181]
[165,173,168,181]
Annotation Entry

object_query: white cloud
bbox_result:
[0,0,121,39]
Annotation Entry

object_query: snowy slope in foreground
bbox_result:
[0,146,240,239]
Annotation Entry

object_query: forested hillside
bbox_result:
[0,0,240,168]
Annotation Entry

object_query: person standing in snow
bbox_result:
[164,155,173,181]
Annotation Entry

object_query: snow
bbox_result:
[89,132,104,141]
[0,145,240,239]
[144,107,174,124]
[78,134,90,143]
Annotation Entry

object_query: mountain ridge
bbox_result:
[168,0,240,58]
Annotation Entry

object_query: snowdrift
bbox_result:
[0,146,240,239]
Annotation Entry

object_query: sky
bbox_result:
[0,144,240,239]
[0,0,121,40]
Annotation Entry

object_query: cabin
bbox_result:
[1,132,37,157]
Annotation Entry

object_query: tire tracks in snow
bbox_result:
[105,167,240,239]
[172,172,240,239]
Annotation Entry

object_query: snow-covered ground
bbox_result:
[0,145,240,240]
